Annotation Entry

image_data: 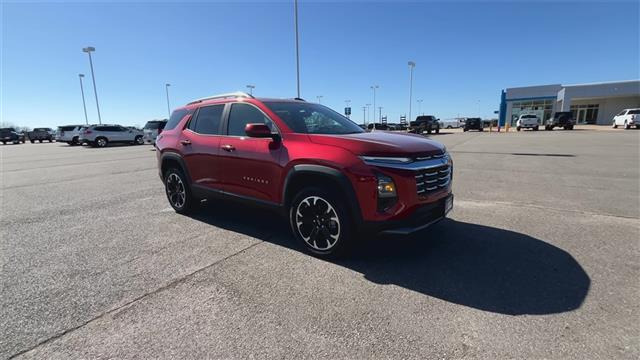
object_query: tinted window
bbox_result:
[628,110,640,115]
[227,103,273,136]
[93,126,108,131]
[58,126,77,131]
[192,105,224,135]
[144,121,167,130]
[263,102,363,135]
[165,109,192,130]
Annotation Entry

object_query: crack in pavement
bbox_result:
[7,239,269,359]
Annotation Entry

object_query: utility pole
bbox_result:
[408,61,415,123]
[345,99,351,119]
[78,74,89,125]
[378,107,382,123]
[83,46,102,124]
[165,83,171,118]
[362,106,366,124]
[294,0,301,98]
[371,85,379,123]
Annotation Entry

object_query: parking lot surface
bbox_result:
[1,130,638,359]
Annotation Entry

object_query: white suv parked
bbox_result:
[612,108,640,129]
[516,114,540,131]
[81,124,144,148]
[56,125,86,145]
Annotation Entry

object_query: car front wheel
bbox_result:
[135,135,144,145]
[164,168,194,214]
[289,188,353,258]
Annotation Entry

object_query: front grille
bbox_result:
[415,164,451,196]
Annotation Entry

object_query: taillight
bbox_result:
[84,130,92,134]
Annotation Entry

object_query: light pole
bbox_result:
[362,106,367,124]
[316,95,323,104]
[378,107,383,123]
[370,85,379,122]
[246,84,255,95]
[78,74,89,125]
[417,99,423,116]
[365,103,371,126]
[408,61,415,123]
[82,46,102,124]
[345,99,351,119]
[165,83,171,117]
[294,0,301,98]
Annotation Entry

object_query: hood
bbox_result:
[308,131,446,157]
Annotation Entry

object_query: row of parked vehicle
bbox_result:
[55,120,168,147]
[0,127,55,144]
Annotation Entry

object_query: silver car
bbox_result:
[143,120,167,144]
[56,125,86,145]
[81,124,145,148]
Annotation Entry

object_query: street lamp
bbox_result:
[378,107,383,123]
[82,46,102,124]
[371,85,379,122]
[417,99,423,116]
[365,103,371,126]
[78,74,89,125]
[246,84,255,95]
[408,61,416,123]
[165,83,171,118]
[294,0,301,98]
[316,95,323,104]
[362,106,367,124]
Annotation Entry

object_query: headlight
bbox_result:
[360,156,413,165]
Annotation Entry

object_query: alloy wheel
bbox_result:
[166,173,186,209]
[295,196,341,251]
[97,138,107,147]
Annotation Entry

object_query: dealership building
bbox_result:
[499,80,640,126]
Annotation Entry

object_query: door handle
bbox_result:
[221,144,235,152]
[180,139,191,145]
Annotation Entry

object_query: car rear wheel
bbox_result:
[164,168,193,214]
[624,121,630,129]
[516,126,521,131]
[95,137,108,148]
[38,139,43,143]
[289,188,353,258]
[135,135,144,145]
[612,121,618,129]
[30,140,34,143]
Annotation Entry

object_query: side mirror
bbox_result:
[245,123,278,140]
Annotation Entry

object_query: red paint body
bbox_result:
[156,97,451,223]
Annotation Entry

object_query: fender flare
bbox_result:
[160,152,192,184]
[282,164,363,225]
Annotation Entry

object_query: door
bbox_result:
[576,109,587,124]
[180,104,225,190]
[218,102,283,203]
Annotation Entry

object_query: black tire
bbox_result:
[289,187,354,258]
[30,140,34,143]
[479,128,484,132]
[38,139,43,143]
[48,139,52,143]
[568,125,574,130]
[1,141,5,145]
[21,139,25,143]
[164,167,194,214]
[534,126,539,131]
[134,135,144,145]
[624,122,630,130]
[545,126,551,131]
[72,136,79,145]
[463,128,468,132]
[435,127,440,134]
[516,126,521,131]
[426,128,432,134]
[446,125,452,129]
[95,137,108,148]
[612,122,618,129]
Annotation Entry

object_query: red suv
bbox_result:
[156,92,453,257]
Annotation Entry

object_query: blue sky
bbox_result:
[2,0,639,128]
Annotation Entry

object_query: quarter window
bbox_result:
[192,105,224,135]
[227,103,274,136]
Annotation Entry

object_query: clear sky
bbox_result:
[2,0,639,128]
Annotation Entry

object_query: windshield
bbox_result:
[628,109,640,115]
[263,102,364,134]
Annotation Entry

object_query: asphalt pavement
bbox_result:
[1,129,638,359]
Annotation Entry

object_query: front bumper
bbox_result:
[364,193,453,235]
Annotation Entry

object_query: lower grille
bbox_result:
[415,164,451,196]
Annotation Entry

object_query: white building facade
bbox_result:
[499,80,640,126]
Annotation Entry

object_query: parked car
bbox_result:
[143,120,168,144]
[612,108,640,129]
[408,115,440,134]
[516,114,540,131]
[440,118,462,129]
[27,128,54,143]
[463,118,483,132]
[367,123,389,131]
[156,92,453,258]
[56,125,86,145]
[0,128,25,144]
[545,112,575,130]
[81,124,145,147]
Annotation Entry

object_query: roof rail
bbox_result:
[187,91,254,105]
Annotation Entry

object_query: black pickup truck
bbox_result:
[545,112,575,130]
[408,115,440,134]
[1,128,25,144]
[27,128,54,143]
